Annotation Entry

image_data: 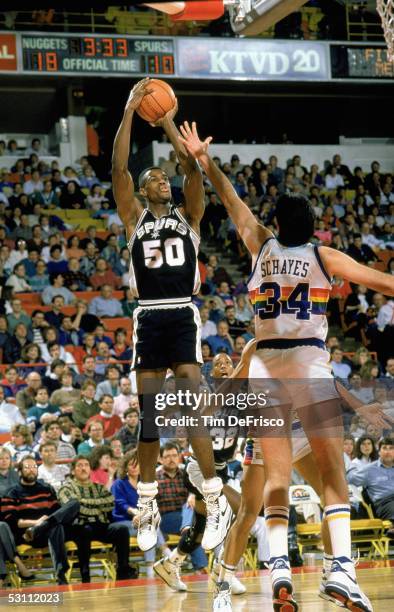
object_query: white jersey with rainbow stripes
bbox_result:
[248,237,332,343]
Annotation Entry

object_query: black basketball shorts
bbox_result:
[131,303,203,370]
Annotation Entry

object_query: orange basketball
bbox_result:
[136,79,176,123]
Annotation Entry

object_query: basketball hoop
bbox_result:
[377,0,394,60]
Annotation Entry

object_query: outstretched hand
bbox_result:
[125,77,153,112]
[355,402,394,430]
[178,121,212,159]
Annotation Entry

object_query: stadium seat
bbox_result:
[18,293,41,304]
[66,209,91,219]
[65,541,116,582]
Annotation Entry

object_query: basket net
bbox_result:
[377,0,394,60]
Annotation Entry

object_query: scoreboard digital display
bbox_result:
[330,44,394,80]
[21,34,175,76]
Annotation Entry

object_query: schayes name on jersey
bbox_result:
[136,218,188,239]
[261,258,311,278]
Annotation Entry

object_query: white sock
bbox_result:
[169,548,186,564]
[202,477,223,497]
[219,561,236,586]
[324,504,351,561]
[137,481,158,499]
[264,506,289,562]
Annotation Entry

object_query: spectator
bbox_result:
[79,242,98,277]
[115,407,140,451]
[206,320,234,355]
[80,227,106,251]
[37,441,70,492]
[89,445,115,488]
[42,274,75,306]
[5,263,32,293]
[23,170,44,196]
[72,381,99,428]
[26,387,60,432]
[1,366,26,399]
[330,347,352,379]
[26,137,47,156]
[234,294,253,323]
[30,259,49,292]
[0,387,25,433]
[88,284,123,318]
[63,257,90,291]
[42,420,76,460]
[58,455,136,582]
[43,296,65,328]
[343,435,355,461]
[156,443,207,569]
[4,323,30,364]
[59,180,85,209]
[113,378,136,419]
[0,446,19,496]
[50,371,81,408]
[94,341,115,376]
[15,372,42,417]
[6,298,31,335]
[46,245,69,276]
[20,249,41,278]
[42,358,67,394]
[233,335,247,356]
[3,425,35,463]
[58,315,83,347]
[2,455,79,585]
[325,166,344,190]
[200,306,217,340]
[224,305,246,339]
[84,395,122,439]
[352,435,378,467]
[33,179,59,207]
[347,234,378,265]
[348,373,374,404]
[42,342,78,375]
[89,258,122,291]
[95,365,121,401]
[74,356,104,387]
[77,420,105,456]
[346,437,394,534]
[93,323,113,348]
[111,328,132,370]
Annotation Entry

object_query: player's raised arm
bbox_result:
[152,106,204,229]
[320,247,394,296]
[179,121,272,257]
[112,79,149,239]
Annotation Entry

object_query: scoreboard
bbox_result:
[21,34,175,76]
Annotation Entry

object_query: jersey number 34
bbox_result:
[256,282,311,320]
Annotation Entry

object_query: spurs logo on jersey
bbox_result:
[248,237,332,342]
[128,206,200,302]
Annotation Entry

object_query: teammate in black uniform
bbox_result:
[112,79,231,553]
[153,353,246,595]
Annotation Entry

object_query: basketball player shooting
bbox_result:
[179,121,394,611]
[111,81,231,556]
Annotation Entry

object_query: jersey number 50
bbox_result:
[257,281,311,320]
[143,238,185,268]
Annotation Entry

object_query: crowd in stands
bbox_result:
[0,139,393,586]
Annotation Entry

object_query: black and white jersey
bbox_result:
[209,407,240,469]
[128,206,200,305]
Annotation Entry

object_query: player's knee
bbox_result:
[178,513,206,554]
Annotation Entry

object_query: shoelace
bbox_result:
[205,494,220,528]
[138,499,154,532]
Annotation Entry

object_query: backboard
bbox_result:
[229,0,309,36]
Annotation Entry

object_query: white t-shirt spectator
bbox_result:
[37,463,69,492]
[201,319,217,340]
[325,173,344,190]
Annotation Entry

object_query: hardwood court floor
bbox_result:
[1,561,393,611]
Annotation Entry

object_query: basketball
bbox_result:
[136,79,176,123]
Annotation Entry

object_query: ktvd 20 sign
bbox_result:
[177,39,330,81]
